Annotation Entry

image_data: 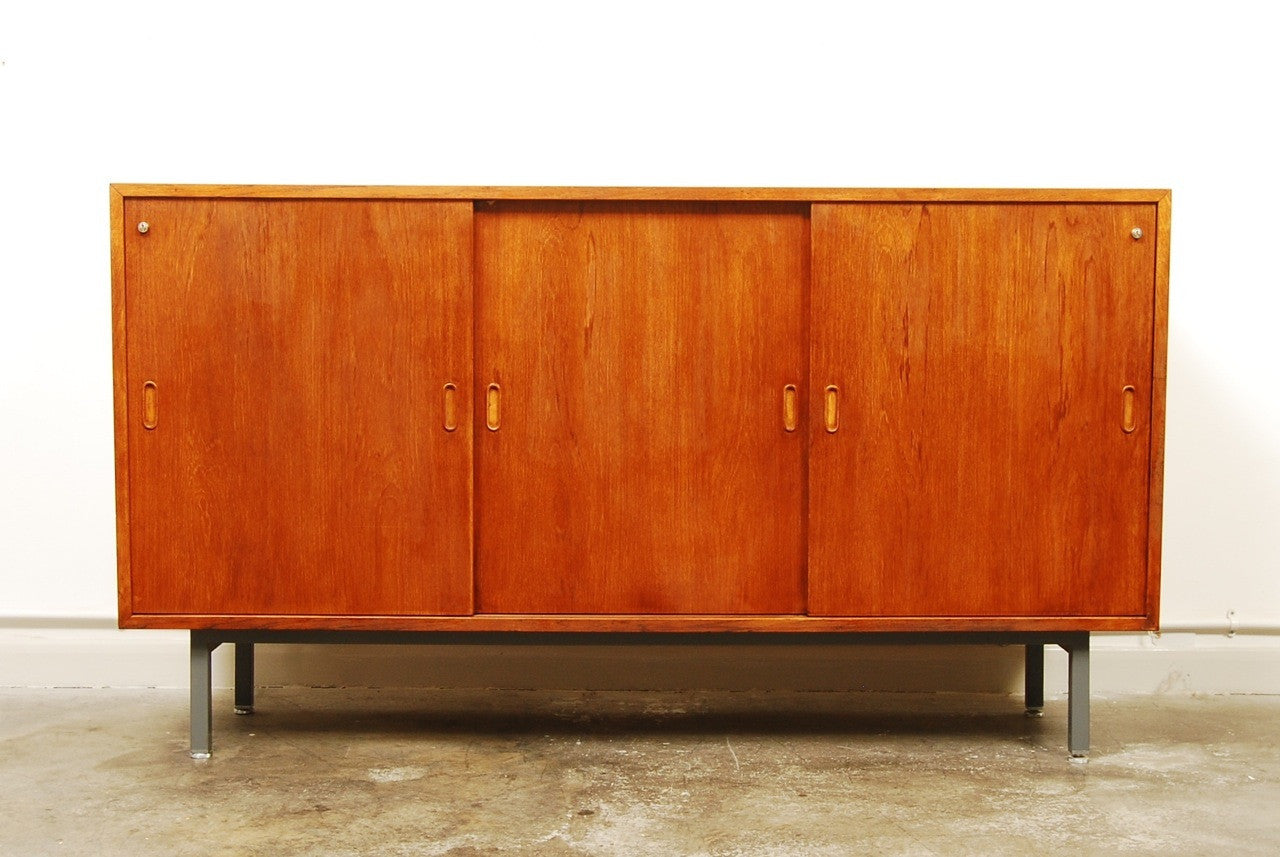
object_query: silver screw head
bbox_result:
[137,221,150,234]
[1131,227,1143,240]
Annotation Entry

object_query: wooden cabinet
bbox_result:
[112,186,1168,633]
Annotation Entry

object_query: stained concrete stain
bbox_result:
[367,765,430,783]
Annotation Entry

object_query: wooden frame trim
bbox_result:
[121,614,1155,632]
[110,186,132,624]
[110,184,1170,204]
[1146,190,1172,627]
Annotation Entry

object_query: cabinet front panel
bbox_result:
[476,202,807,614]
[124,199,473,616]
[810,203,1156,617]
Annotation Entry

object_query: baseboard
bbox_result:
[1,624,1277,695]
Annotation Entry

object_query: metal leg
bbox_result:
[173,630,1099,759]
[190,632,216,759]
[234,642,255,715]
[1024,644,1044,716]
[1066,634,1090,759]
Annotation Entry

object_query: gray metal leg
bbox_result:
[190,633,216,759]
[175,630,1096,759]
[1024,644,1044,716]
[1066,634,1090,758]
[234,642,255,715]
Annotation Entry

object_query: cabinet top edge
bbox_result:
[109,184,1171,203]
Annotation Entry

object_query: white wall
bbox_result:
[1,2,1277,685]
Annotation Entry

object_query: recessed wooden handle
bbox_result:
[782,384,798,432]
[486,383,501,431]
[443,383,458,432]
[142,381,158,430]
[1122,385,1136,434]
[824,385,839,434]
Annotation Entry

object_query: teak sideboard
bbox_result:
[111,185,1170,759]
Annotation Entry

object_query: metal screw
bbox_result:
[1131,227,1143,240]
[137,221,150,234]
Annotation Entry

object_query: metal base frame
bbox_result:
[188,630,1091,759]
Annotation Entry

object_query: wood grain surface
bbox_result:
[122,199,474,616]
[809,203,1157,617]
[118,613,1154,632]
[1146,191,1173,625]
[474,202,808,614]
[111,187,132,621]
[111,184,1169,203]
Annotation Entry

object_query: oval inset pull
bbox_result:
[443,383,458,432]
[486,383,501,431]
[782,384,798,432]
[142,381,158,430]
[824,385,839,434]
[1122,385,1136,434]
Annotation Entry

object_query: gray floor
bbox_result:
[1,688,1276,856]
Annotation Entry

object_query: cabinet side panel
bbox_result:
[475,202,808,614]
[125,199,473,617]
[1145,192,1172,627]
[111,187,132,624]
[811,202,1156,617]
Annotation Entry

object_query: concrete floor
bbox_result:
[1,688,1276,856]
